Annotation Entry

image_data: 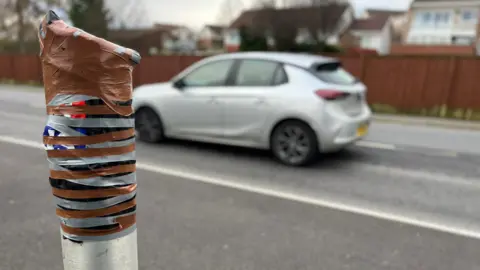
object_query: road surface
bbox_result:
[1,87,480,270]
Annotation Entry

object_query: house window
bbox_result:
[434,12,450,26]
[422,12,432,24]
[414,11,432,27]
[461,10,478,23]
[361,36,371,48]
[414,11,450,28]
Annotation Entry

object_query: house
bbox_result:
[348,12,395,54]
[109,23,196,55]
[225,3,355,52]
[154,24,196,54]
[405,0,480,46]
[197,25,226,52]
[362,9,408,42]
[109,28,166,55]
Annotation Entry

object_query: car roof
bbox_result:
[204,51,338,69]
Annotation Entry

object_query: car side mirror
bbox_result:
[173,79,185,90]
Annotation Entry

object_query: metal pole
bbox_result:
[61,230,138,270]
[39,10,141,270]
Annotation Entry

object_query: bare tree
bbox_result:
[286,0,345,45]
[107,0,150,28]
[0,0,68,52]
[216,0,245,25]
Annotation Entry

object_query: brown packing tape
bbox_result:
[40,18,137,116]
[60,214,136,237]
[43,128,135,145]
[50,164,136,179]
[56,199,136,219]
[47,144,135,158]
[52,184,137,199]
[46,105,132,115]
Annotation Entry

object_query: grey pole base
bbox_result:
[61,230,138,270]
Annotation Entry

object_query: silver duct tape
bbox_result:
[48,115,134,128]
[47,93,137,241]
[115,47,127,54]
[48,152,136,167]
[55,192,136,210]
[77,138,135,148]
[60,174,136,187]
[48,94,101,106]
[61,224,137,242]
[60,212,136,228]
[61,216,117,228]
[130,52,141,65]
[46,121,87,136]
[49,160,135,172]
[73,30,84,38]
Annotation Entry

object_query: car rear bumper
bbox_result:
[314,105,372,153]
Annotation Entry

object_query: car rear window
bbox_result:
[312,62,357,85]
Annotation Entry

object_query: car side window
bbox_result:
[272,65,288,85]
[234,60,282,86]
[182,60,234,87]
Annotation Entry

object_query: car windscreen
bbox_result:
[311,62,357,85]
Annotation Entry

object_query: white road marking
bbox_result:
[355,141,396,150]
[0,111,45,121]
[1,135,480,240]
[356,140,460,158]
[29,103,45,109]
[356,163,480,189]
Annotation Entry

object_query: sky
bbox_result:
[125,0,414,29]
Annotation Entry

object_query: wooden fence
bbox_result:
[1,54,480,119]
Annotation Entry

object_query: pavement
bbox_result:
[2,86,480,269]
[372,114,480,131]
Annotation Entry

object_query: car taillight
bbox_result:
[315,90,350,101]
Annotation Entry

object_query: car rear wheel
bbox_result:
[135,107,164,143]
[270,120,318,166]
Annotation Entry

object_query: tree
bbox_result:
[285,0,344,46]
[0,0,68,53]
[250,0,344,52]
[239,26,268,51]
[216,0,245,25]
[69,0,110,38]
[108,0,149,28]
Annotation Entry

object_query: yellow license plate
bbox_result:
[356,124,368,136]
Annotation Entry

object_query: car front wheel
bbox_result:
[270,120,318,166]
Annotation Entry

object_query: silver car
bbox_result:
[133,52,371,166]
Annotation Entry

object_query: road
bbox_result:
[2,87,480,269]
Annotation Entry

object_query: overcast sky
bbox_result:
[109,0,413,29]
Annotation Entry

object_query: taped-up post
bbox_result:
[38,11,141,270]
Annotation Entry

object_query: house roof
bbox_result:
[108,28,163,41]
[153,23,186,31]
[229,4,349,31]
[109,23,189,42]
[366,9,406,17]
[350,15,390,31]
